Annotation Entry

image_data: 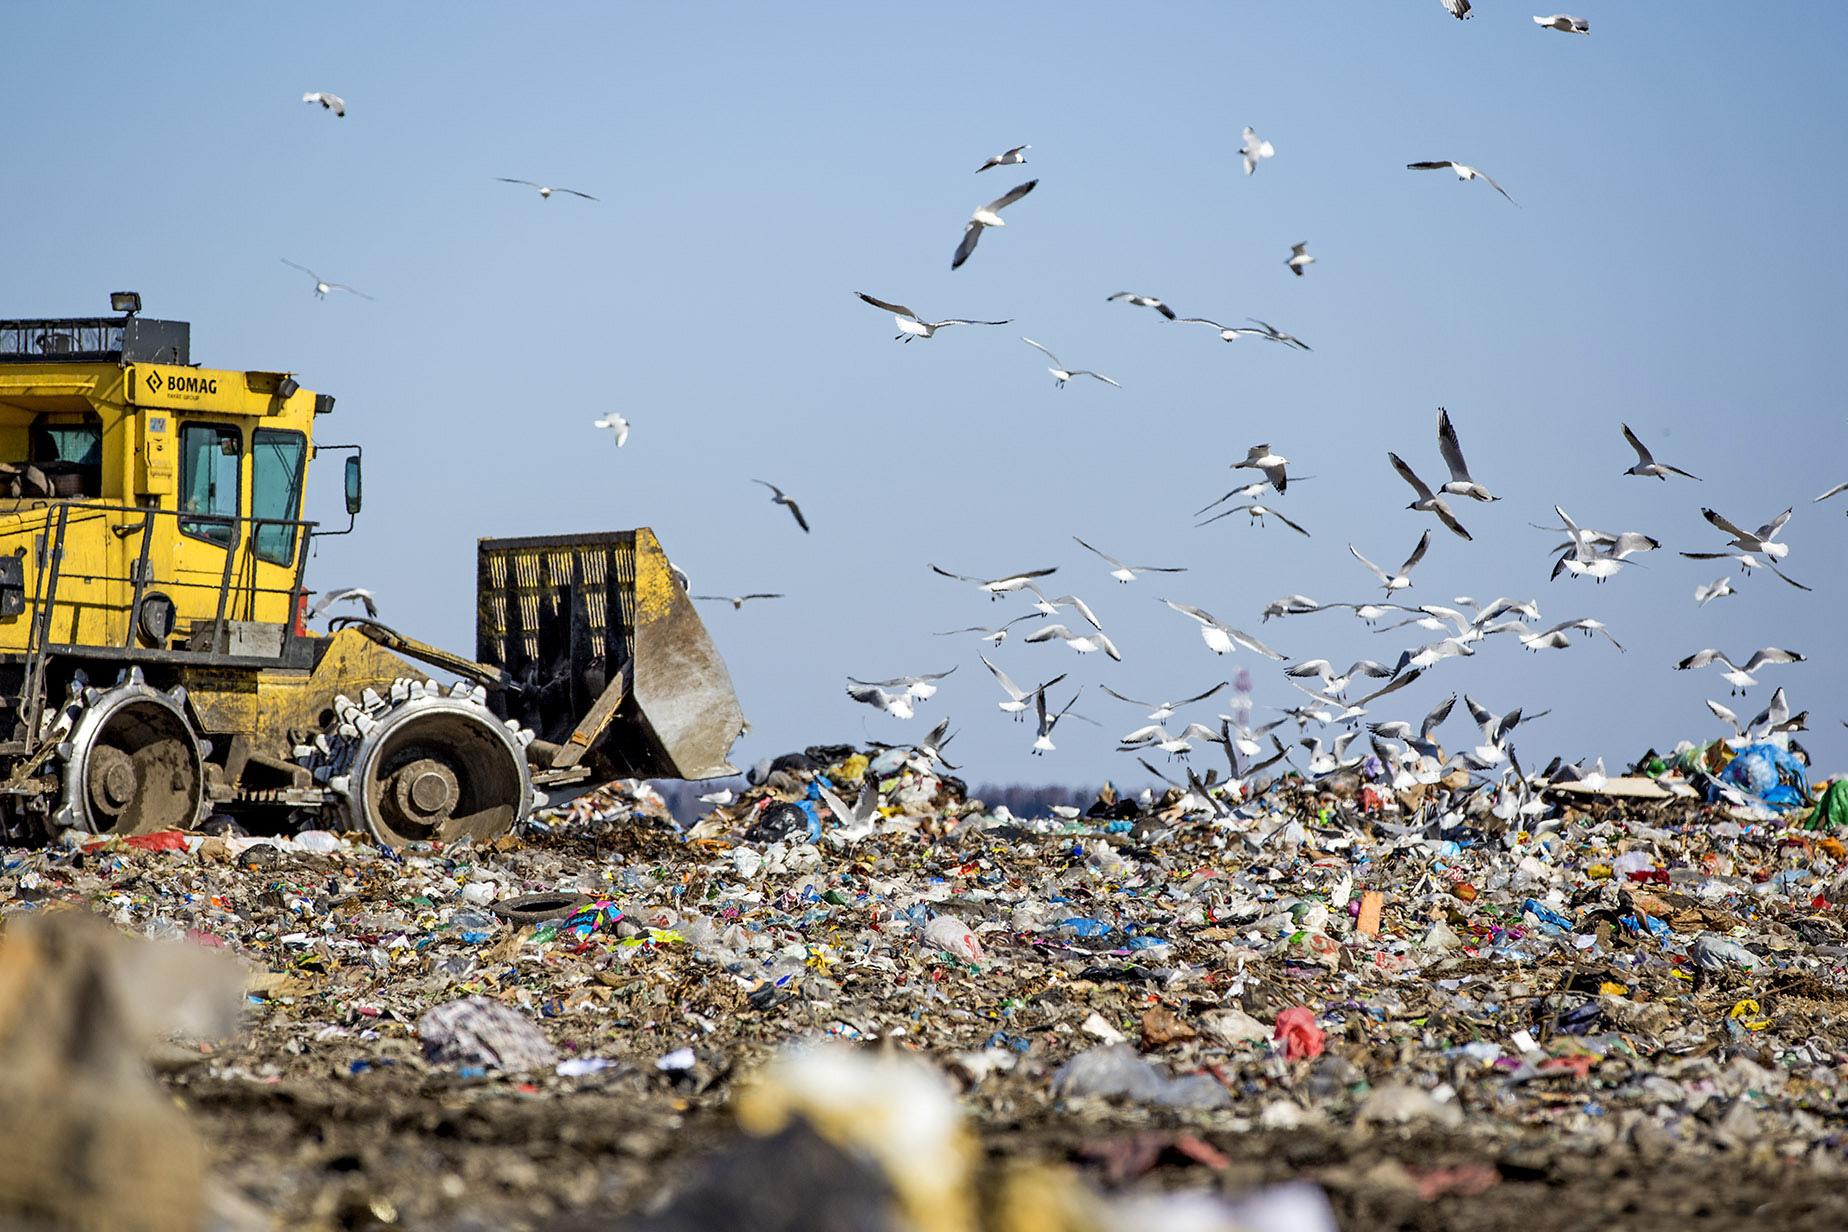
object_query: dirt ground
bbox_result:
[169,1059,1848,1231]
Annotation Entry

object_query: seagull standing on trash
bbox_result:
[592,414,630,447]
[855,293,1011,342]
[752,480,810,533]
[1240,127,1275,176]
[951,179,1037,270]
[1620,424,1699,480]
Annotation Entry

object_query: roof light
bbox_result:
[110,291,142,316]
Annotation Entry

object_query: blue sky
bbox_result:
[8,3,1847,782]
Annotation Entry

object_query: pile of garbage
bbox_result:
[0,736,1846,1228]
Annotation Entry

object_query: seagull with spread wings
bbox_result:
[752,479,810,533]
[1388,453,1473,540]
[1021,338,1119,388]
[1072,536,1185,584]
[495,178,598,201]
[951,179,1037,270]
[691,593,783,610]
[1620,424,1700,480]
[1107,292,1177,320]
[1239,127,1275,176]
[855,292,1011,342]
[1406,160,1517,205]
[976,144,1029,172]
[280,259,374,301]
[980,655,1065,722]
[1161,600,1287,659]
[1437,408,1497,501]
[1350,531,1431,593]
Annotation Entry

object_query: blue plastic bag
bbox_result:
[1718,743,1809,810]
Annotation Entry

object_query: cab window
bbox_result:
[22,415,101,498]
[251,429,306,565]
[179,424,240,546]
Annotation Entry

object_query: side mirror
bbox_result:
[344,455,363,516]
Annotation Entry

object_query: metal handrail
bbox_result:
[14,501,320,744]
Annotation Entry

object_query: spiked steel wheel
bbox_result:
[57,669,205,835]
[301,679,539,847]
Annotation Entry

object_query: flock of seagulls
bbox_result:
[289,8,1833,788]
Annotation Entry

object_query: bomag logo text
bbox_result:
[164,374,217,395]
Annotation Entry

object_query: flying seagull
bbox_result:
[845,683,914,720]
[1814,481,1848,509]
[1620,424,1699,480]
[1107,292,1177,320]
[930,564,1057,598]
[1699,507,1793,561]
[1286,242,1315,276]
[980,655,1065,721]
[1533,14,1589,33]
[951,179,1037,270]
[1233,443,1291,494]
[1245,318,1312,350]
[977,144,1029,173]
[495,178,598,201]
[1024,623,1122,661]
[1178,318,1271,343]
[1388,452,1472,540]
[1436,407,1497,501]
[280,259,374,301]
[302,91,347,117]
[1098,682,1229,723]
[1674,647,1805,695]
[691,593,783,610]
[1240,127,1275,176]
[1442,0,1472,16]
[1694,577,1735,606]
[1197,502,1310,537]
[310,587,377,619]
[1406,161,1517,205]
[855,292,1010,342]
[1032,688,1086,756]
[1073,536,1185,583]
[752,479,810,533]
[1678,547,1811,591]
[1161,600,1287,659]
[592,414,630,447]
[1021,338,1119,389]
[847,668,957,704]
[935,614,1033,645]
[1350,531,1431,593]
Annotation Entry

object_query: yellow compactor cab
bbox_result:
[0,299,744,844]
